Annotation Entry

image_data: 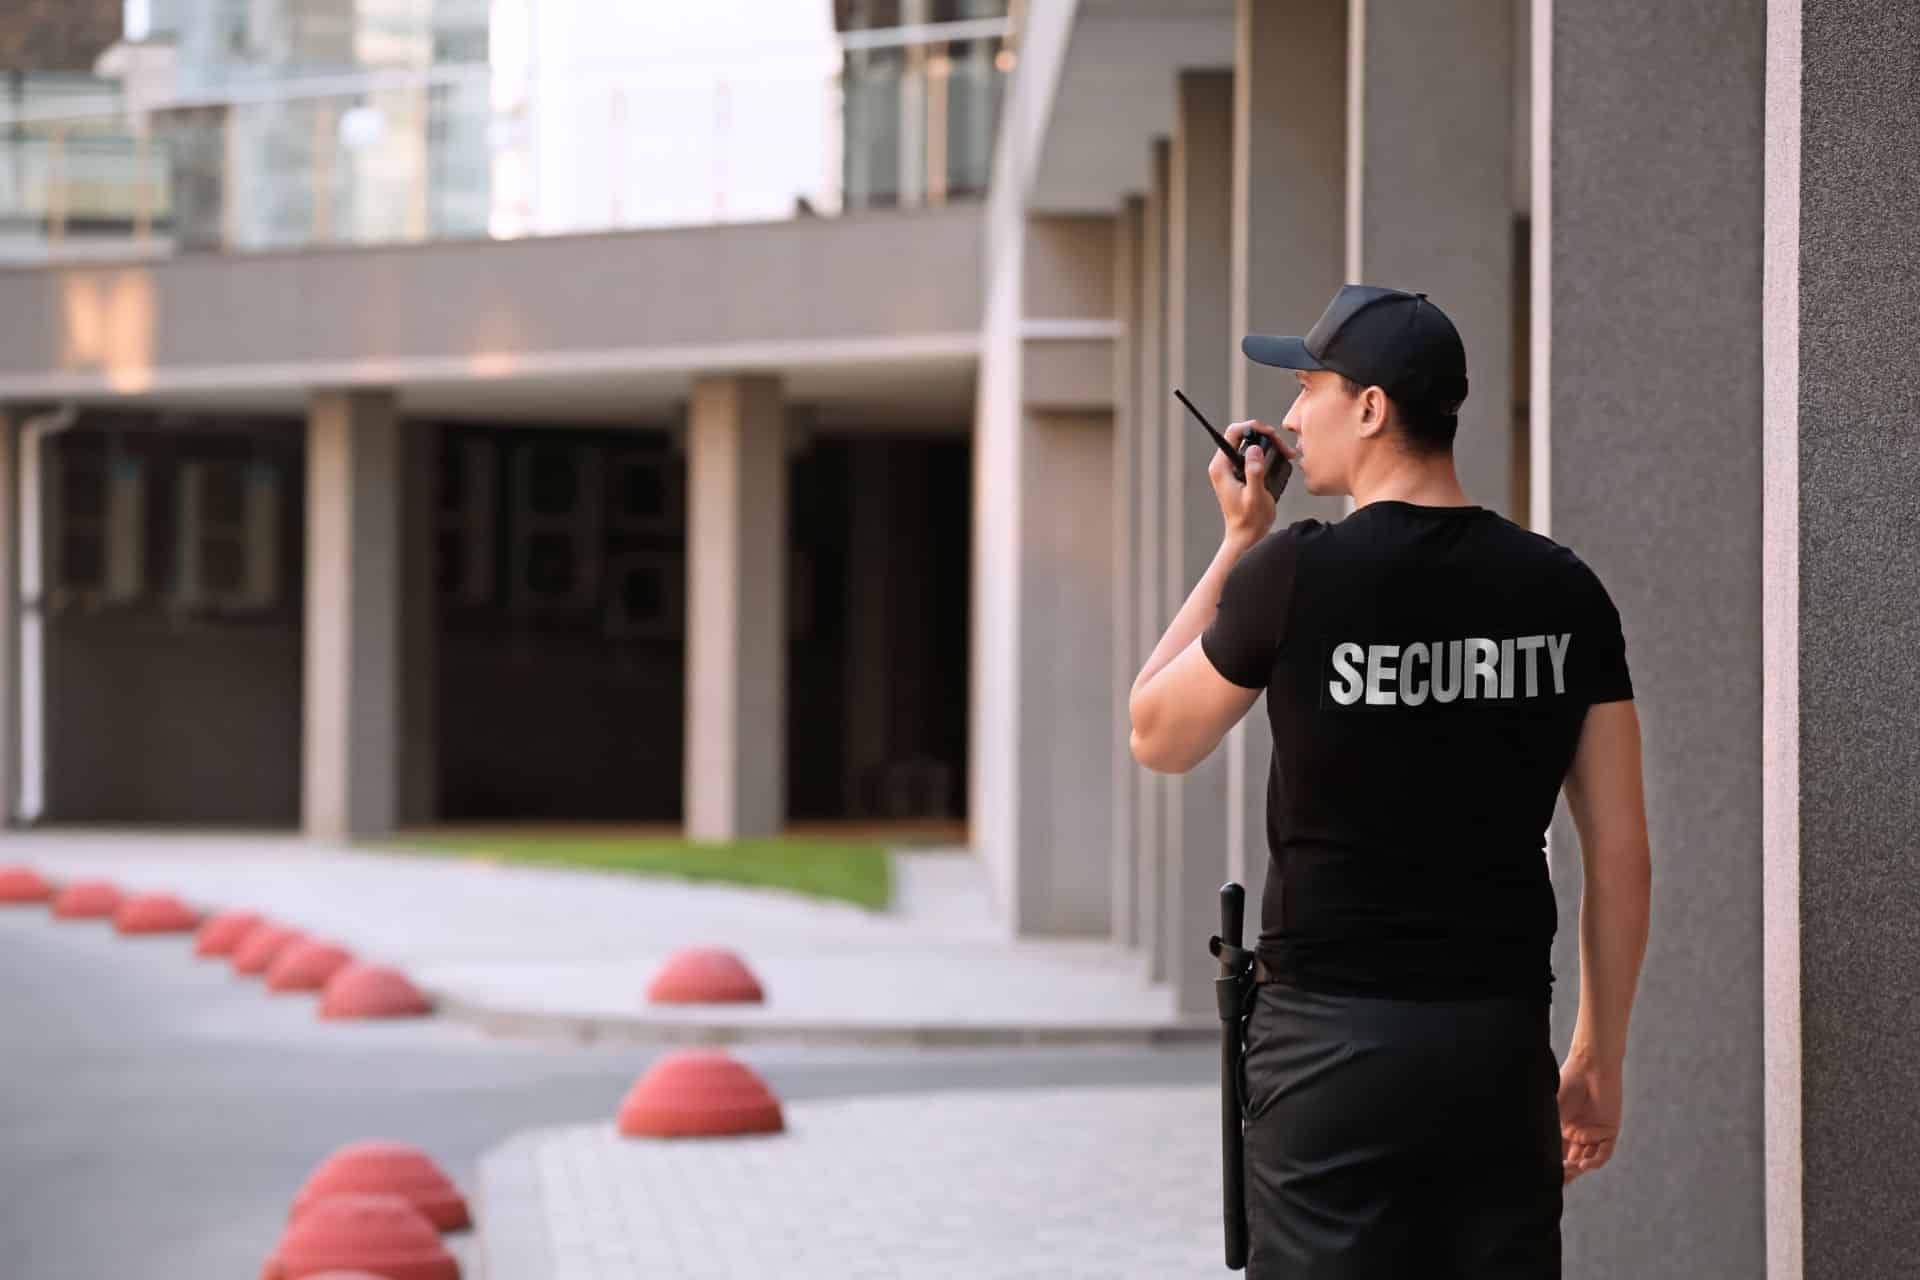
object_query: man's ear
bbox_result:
[1358,386,1389,438]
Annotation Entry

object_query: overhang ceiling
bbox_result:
[1025,0,1234,214]
[49,353,978,432]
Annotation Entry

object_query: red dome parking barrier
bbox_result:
[645,946,765,1005]
[290,1141,469,1232]
[197,910,265,957]
[616,1049,785,1138]
[114,893,201,935]
[268,941,355,994]
[234,925,305,977]
[51,879,121,920]
[319,965,432,1020]
[259,1193,458,1280]
[0,865,54,904]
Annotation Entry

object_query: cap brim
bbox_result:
[1241,334,1324,371]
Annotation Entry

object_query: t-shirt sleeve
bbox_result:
[1201,521,1311,689]
[1570,562,1634,705]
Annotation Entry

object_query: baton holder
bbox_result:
[1211,883,1257,1271]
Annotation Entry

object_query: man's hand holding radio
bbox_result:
[1212,420,1296,549]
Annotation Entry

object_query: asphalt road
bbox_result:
[0,909,1211,1279]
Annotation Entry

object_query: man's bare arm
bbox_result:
[1561,699,1653,1070]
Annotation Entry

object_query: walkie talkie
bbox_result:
[1174,388,1291,501]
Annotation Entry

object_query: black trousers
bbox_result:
[1239,980,1563,1279]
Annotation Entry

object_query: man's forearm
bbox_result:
[1569,853,1651,1069]
[1131,534,1255,701]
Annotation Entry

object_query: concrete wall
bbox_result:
[0,412,16,824]
[1134,139,1171,978]
[970,0,1087,930]
[1016,408,1116,934]
[1109,198,1142,946]
[1536,1,1767,1275]
[1764,3,1920,1274]
[1349,0,1515,518]
[1225,0,1353,943]
[0,204,986,398]
[1161,69,1235,1015]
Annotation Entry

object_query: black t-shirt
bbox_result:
[1200,499,1634,1003]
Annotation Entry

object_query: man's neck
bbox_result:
[1352,456,1472,509]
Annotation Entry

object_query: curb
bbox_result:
[428,989,1218,1049]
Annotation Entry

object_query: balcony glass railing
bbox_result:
[0,21,1010,264]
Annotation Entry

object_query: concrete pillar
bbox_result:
[968,0,1115,937]
[1003,215,1117,937]
[1162,69,1234,1015]
[683,374,787,841]
[1535,2,1765,1275]
[1136,137,1170,980]
[303,389,402,840]
[1110,198,1142,946]
[1764,5,1920,1276]
[1014,405,1114,936]
[0,410,15,826]
[1226,0,1352,921]
[1348,0,1515,517]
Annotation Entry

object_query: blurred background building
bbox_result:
[0,3,1914,1275]
[0,0,1003,839]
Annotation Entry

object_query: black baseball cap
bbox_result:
[1242,284,1469,407]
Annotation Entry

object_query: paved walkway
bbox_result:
[478,1086,1223,1279]
[3,831,1209,1045]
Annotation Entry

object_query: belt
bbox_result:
[1253,955,1280,984]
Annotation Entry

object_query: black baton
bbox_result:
[1210,882,1256,1270]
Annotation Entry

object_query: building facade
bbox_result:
[0,1,1915,1274]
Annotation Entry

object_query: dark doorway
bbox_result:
[786,435,970,823]
[37,412,305,825]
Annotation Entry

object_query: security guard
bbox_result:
[1129,285,1652,1277]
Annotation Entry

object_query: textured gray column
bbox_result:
[1349,0,1514,517]
[303,389,402,840]
[1535,3,1765,1276]
[1110,197,1143,947]
[1136,139,1171,980]
[1226,0,1352,922]
[1163,69,1234,1016]
[684,374,787,841]
[1763,5,1920,1276]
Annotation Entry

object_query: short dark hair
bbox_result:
[1337,374,1461,455]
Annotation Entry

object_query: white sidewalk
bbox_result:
[478,1085,1222,1279]
[2,831,1208,1045]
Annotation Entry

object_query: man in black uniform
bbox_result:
[1128,285,1652,1277]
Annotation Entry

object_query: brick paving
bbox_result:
[476,1086,1223,1279]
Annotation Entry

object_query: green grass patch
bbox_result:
[376,834,893,911]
